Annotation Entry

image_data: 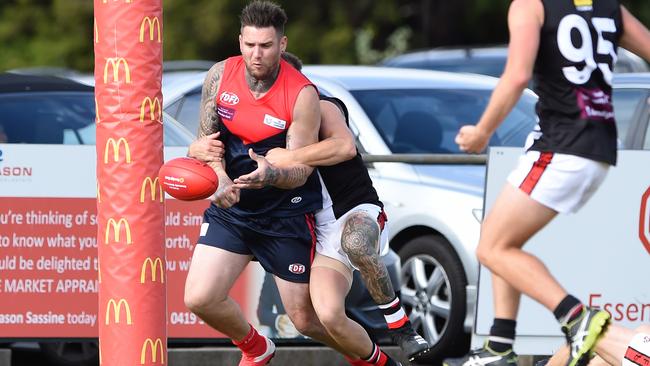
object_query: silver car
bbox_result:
[162,66,539,360]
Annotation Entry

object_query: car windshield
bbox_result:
[0,91,191,146]
[351,89,537,154]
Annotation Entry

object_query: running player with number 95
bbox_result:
[445,1,650,366]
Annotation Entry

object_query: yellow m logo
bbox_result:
[140,96,162,123]
[103,137,131,164]
[103,57,131,84]
[141,257,164,284]
[105,218,132,245]
[105,298,132,325]
[140,338,164,364]
[140,16,161,43]
[141,176,163,203]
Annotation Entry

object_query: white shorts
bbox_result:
[623,333,650,366]
[507,151,609,213]
[314,203,389,271]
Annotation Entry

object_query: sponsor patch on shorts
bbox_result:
[288,263,305,274]
[200,223,209,237]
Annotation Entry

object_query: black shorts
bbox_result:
[198,205,316,283]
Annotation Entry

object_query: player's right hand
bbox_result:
[213,175,240,208]
[188,132,224,162]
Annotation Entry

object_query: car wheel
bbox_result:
[398,234,470,360]
[39,341,99,366]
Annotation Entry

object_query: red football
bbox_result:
[158,157,218,201]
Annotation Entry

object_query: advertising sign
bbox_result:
[474,148,650,354]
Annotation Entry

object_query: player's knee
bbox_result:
[341,212,378,257]
[286,310,321,336]
[476,243,493,268]
[314,305,345,333]
[184,286,218,315]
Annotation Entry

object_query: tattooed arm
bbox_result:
[264,99,356,167]
[187,61,239,208]
[233,85,320,190]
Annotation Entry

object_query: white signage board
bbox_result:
[474,147,650,355]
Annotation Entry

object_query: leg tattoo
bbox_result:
[341,212,395,304]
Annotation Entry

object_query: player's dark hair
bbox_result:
[240,1,287,37]
[281,52,303,71]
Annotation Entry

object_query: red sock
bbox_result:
[232,324,266,356]
[363,344,392,366]
[345,355,370,366]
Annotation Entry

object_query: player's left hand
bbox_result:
[233,149,278,189]
[455,125,490,153]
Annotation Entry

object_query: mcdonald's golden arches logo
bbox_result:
[140,16,161,43]
[140,338,164,364]
[96,182,101,203]
[141,176,164,203]
[141,257,164,284]
[103,57,131,84]
[105,298,132,325]
[105,218,132,245]
[103,137,131,164]
[140,96,162,123]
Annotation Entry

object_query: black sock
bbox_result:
[487,318,516,353]
[553,295,583,324]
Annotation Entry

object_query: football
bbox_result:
[158,157,218,201]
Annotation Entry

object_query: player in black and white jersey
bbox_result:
[264,52,430,366]
[443,1,650,366]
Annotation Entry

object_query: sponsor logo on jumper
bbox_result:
[576,88,614,121]
[263,114,287,130]
[217,104,235,121]
[290,196,302,204]
[573,0,593,11]
[219,91,240,106]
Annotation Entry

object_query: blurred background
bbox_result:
[1,0,648,72]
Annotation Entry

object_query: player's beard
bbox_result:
[246,59,280,82]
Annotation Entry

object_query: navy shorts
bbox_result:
[198,205,316,283]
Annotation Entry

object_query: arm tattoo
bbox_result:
[266,165,310,188]
[198,61,225,138]
[341,212,395,304]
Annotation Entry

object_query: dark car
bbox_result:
[381,45,649,77]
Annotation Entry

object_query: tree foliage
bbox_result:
[0,0,647,72]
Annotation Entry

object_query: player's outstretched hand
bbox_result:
[233,149,278,189]
[455,125,490,153]
[188,132,224,162]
